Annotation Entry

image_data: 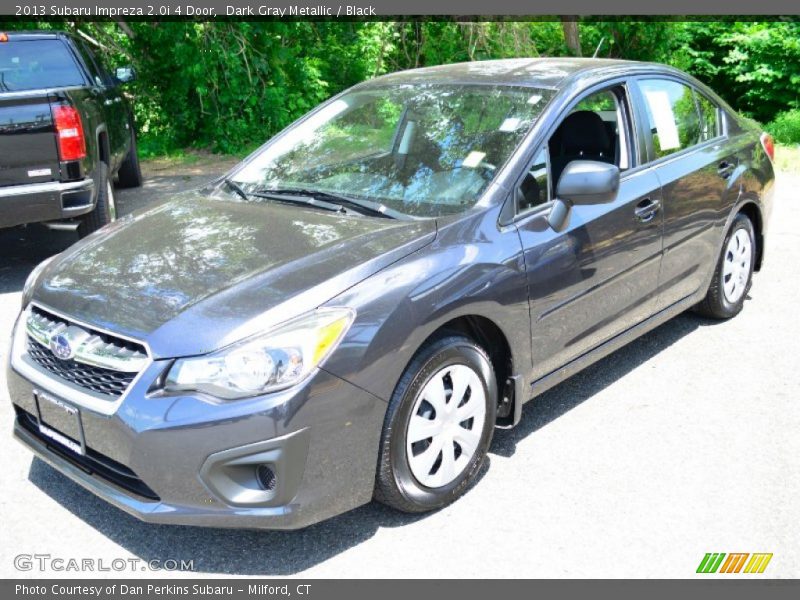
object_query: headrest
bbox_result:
[558,110,612,155]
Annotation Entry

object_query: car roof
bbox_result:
[0,31,64,41]
[358,57,678,90]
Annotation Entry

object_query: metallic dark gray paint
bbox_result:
[7,58,774,529]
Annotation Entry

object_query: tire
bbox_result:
[78,162,116,238]
[116,128,143,188]
[375,335,497,513]
[695,213,756,319]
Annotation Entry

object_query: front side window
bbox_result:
[231,84,554,217]
[546,85,632,191]
[517,148,550,214]
[638,79,703,159]
[0,40,84,91]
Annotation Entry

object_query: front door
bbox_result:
[513,83,665,380]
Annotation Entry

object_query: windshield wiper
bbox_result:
[255,187,402,220]
[222,178,249,200]
[222,180,344,214]
[251,189,346,214]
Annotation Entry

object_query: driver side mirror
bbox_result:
[547,160,620,233]
[114,66,136,85]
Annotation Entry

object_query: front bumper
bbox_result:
[0,179,95,229]
[7,315,387,530]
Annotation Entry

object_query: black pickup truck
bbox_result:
[0,30,141,237]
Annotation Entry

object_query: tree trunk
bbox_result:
[560,17,582,56]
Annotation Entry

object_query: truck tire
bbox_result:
[116,128,143,188]
[78,163,116,238]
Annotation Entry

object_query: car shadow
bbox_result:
[26,309,723,576]
[0,226,77,294]
[27,456,434,575]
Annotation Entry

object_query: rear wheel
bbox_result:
[375,336,497,513]
[78,163,116,238]
[695,213,756,319]
[116,128,143,188]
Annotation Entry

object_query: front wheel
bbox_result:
[374,336,497,513]
[77,163,116,238]
[695,213,756,319]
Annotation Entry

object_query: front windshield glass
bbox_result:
[231,84,554,217]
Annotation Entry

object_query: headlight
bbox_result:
[164,307,355,399]
[22,254,58,308]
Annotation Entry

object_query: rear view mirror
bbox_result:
[548,160,620,233]
[115,66,136,84]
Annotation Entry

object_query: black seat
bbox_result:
[549,110,615,188]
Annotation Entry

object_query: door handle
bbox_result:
[718,161,735,179]
[634,198,661,223]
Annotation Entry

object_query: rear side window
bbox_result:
[695,92,720,141]
[76,41,114,88]
[638,79,702,159]
[0,40,84,92]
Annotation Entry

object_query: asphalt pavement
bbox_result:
[0,159,797,578]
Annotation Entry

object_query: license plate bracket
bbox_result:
[34,390,86,456]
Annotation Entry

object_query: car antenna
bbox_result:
[592,37,605,59]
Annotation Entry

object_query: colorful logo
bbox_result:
[697,553,773,574]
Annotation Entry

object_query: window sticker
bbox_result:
[462,151,486,168]
[527,94,543,105]
[644,89,680,151]
[499,117,522,132]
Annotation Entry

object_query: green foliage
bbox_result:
[768,109,800,144]
[1,19,798,156]
[681,21,800,123]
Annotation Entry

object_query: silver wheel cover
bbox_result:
[406,364,487,488]
[723,228,752,303]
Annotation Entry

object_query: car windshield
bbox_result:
[230,84,554,217]
[0,40,84,92]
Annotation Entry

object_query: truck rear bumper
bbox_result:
[0,179,95,228]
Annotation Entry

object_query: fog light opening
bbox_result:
[255,464,277,491]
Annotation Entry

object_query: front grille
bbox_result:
[25,306,147,399]
[16,407,160,501]
[27,339,136,397]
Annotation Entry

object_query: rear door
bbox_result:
[514,81,665,380]
[632,77,739,308]
[0,37,84,187]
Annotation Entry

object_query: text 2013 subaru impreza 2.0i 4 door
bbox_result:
[7,59,774,529]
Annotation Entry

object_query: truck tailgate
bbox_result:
[0,92,60,188]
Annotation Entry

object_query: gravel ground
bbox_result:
[0,159,797,578]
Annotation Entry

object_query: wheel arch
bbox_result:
[737,200,764,271]
[419,314,513,398]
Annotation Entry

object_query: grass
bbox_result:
[774,144,800,174]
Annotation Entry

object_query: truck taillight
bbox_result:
[760,132,775,163]
[52,105,86,161]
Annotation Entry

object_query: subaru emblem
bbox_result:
[50,333,74,360]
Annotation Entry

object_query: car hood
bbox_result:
[33,193,436,358]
